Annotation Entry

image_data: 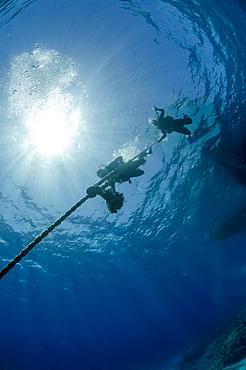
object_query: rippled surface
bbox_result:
[0,0,246,369]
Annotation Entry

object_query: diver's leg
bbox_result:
[172,118,185,126]
[130,169,145,178]
[173,126,191,135]
[183,115,192,125]
[173,118,192,133]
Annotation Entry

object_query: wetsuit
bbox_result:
[97,156,145,184]
[154,107,192,138]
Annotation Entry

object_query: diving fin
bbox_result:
[187,135,195,144]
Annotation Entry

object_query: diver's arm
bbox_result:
[157,133,166,142]
[154,107,165,119]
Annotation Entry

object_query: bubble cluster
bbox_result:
[8,45,78,117]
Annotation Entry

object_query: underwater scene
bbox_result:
[0,0,246,369]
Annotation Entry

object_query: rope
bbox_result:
[0,194,91,280]
[97,140,157,190]
[0,139,158,280]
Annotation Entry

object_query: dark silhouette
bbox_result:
[97,154,146,191]
[152,106,192,141]
[94,153,148,213]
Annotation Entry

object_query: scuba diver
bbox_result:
[92,150,151,213]
[96,154,146,191]
[152,106,193,142]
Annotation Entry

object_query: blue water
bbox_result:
[0,0,246,369]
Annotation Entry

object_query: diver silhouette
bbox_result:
[152,106,193,142]
[97,154,146,192]
[94,153,148,213]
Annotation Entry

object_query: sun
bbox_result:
[27,109,71,156]
[26,101,80,157]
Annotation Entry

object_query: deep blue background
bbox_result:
[0,0,246,369]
